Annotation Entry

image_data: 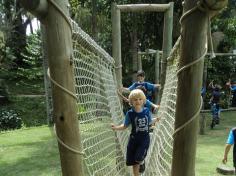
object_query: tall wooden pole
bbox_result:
[19,0,84,175]
[160,2,173,101]
[41,26,53,125]
[137,53,142,70]
[171,1,227,176]
[199,59,208,135]
[111,3,122,89]
[155,50,160,104]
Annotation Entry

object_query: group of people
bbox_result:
[111,70,236,175]
[112,70,161,175]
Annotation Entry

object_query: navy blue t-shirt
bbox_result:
[212,90,221,103]
[124,107,152,135]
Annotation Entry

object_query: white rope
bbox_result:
[54,125,85,156]
[47,68,77,100]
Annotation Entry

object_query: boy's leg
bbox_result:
[135,136,150,173]
[139,160,145,173]
[132,164,140,176]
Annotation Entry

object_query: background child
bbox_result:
[222,127,236,174]
[122,70,161,102]
[111,89,159,176]
[226,80,236,107]
[208,80,221,128]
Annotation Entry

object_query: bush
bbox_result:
[0,110,22,131]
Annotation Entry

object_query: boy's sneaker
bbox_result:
[139,161,145,173]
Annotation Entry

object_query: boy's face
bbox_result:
[137,75,145,82]
[131,96,145,108]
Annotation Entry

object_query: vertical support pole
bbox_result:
[41,25,53,125]
[19,0,85,175]
[160,2,173,101]
[170,0,229,175]
[112,3,122,89]
[137,53,142,70]
[155,50,160,104]
[44,1,84,175]
[199,59,208,135]
[111,4,126,175]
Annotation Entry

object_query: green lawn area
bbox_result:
[0,111,235,176]
[0,126,61,176]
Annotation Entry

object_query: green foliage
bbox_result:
[17,32,43,81]
[0,30,42,80]
[212,1,236,50]
[0,109,22,131]
[1,96,47,127]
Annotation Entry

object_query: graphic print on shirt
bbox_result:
[135,115,149,133]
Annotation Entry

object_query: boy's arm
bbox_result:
[121,87,130,92]
[111,123,127,131]
[151,115,161,125]
[117,89,129,103]
[209,80,215,89]
[150,102,160,111]
[222,144,232,164]
[154,84,161,89]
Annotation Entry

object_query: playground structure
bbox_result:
[19,0,228,176]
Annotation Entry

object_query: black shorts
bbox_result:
[126,133,150,166]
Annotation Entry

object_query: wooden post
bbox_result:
[199,59,208,135]
[19,0,84,175]
[131,19,138,82]
[111,3,122,89]
[111,3,127,175]
[155,50,160,104]
[41,26,53,125]
[159,2,173,101]
[137,53,142,70]
[171,1,227,176]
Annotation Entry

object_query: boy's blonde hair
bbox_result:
[128,89,146,106]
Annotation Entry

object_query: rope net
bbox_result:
[71,19,180,176]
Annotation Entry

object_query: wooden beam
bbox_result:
[117,4,170,12]
[19,0,84,176]
[206,53,236,56]
[171,0,227,176]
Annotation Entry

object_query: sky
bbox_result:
[26,18,40,35]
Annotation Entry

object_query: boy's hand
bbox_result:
[222,157,227,164]
[111,123,116,130]
[155,117,161,122]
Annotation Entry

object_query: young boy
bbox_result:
[208,80,221,128]
[111,89,159,176]
[122,70,161,102]
[226,80,236,107]
[222,127,236,174]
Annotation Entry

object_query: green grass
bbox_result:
[0,112,236,176]
[0,126,61,176]
[196,111,236,176]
